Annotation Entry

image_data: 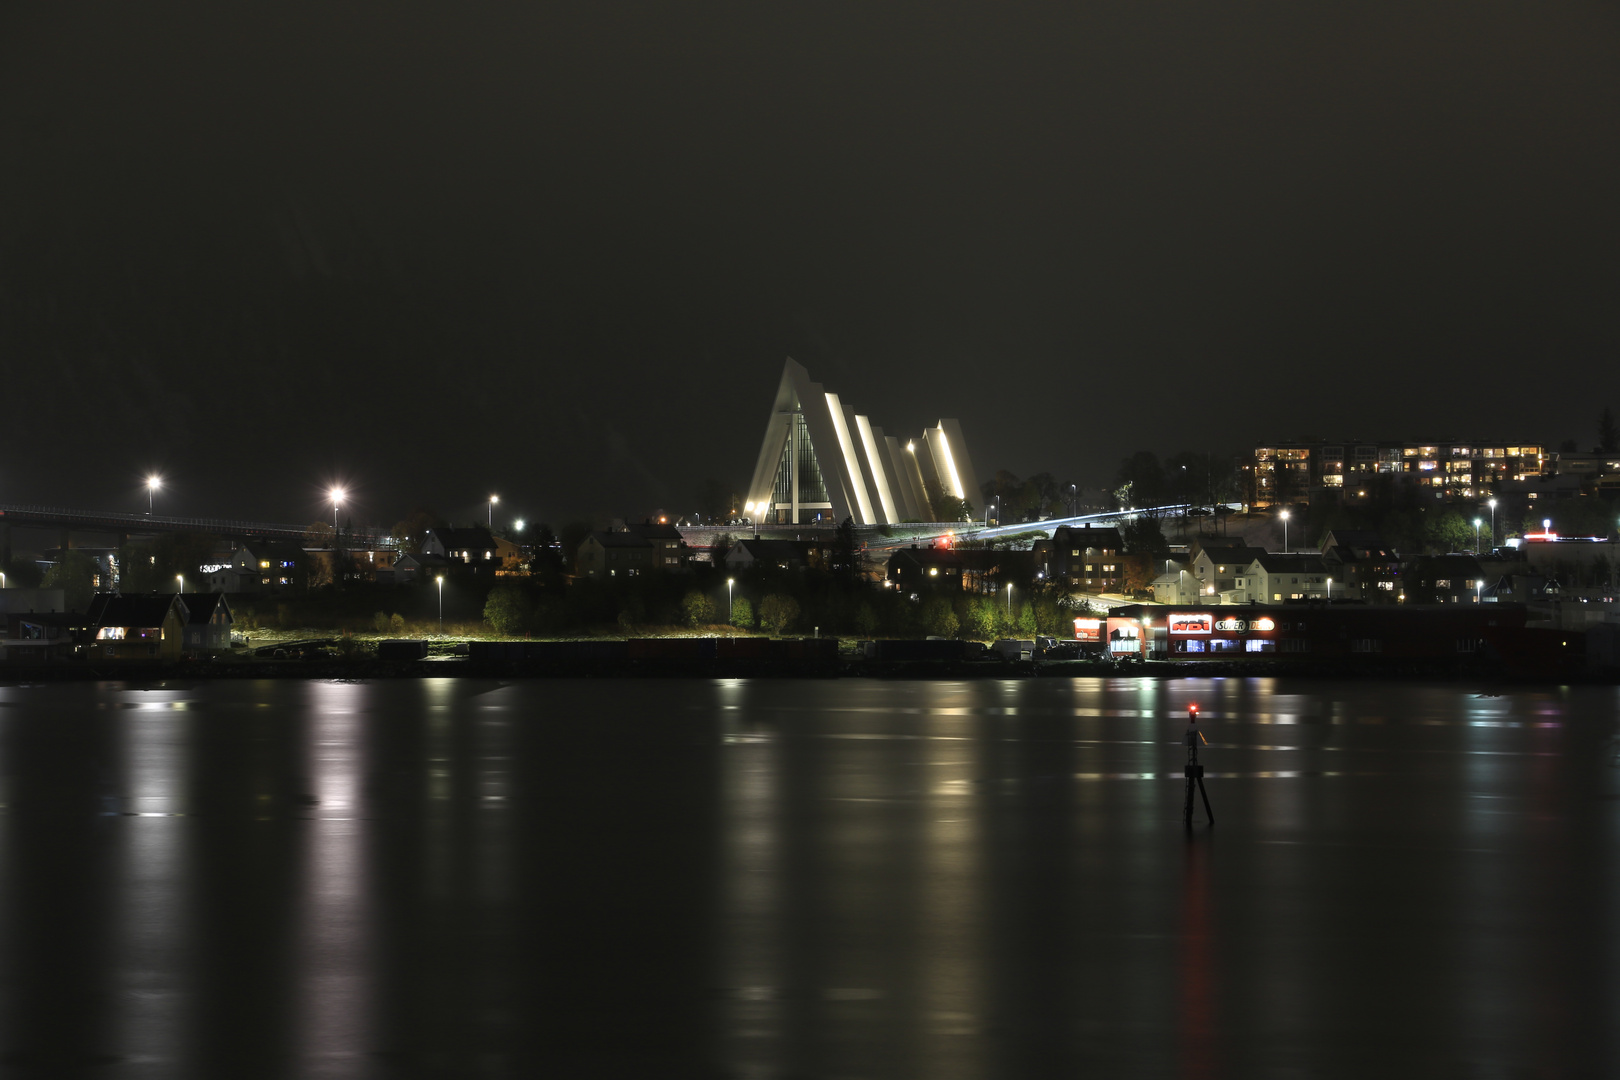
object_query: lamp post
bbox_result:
[436,575,444,634]
[1006,582,1013,621]
[1488,498,1497,549]
[1280,509,1290,554]
[727,577,734,624]
[1473,517,1482,554]
[330,486,344,531]
[488,494,499,529]
[1326,576,1332,601]
[176,573,184,594]
[146,475,161,515]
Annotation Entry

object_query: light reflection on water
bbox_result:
[0,676,1610,1075]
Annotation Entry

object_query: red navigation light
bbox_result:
[1189,703,1199,716]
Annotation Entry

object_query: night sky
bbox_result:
[3,4,1618,529]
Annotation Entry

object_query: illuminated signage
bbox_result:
[1251,617,1276,631]
[198,563,232,574]
[1213,618,1246,632]
[1074,617,1102,642]
[1168,612,1212,635]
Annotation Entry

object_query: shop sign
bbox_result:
[1168,612,1212,635]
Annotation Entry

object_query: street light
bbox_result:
[489,494,499,529]
[330,486,345,531]
[146,475,161,515]
[727,577,734,624]
[1326,576,1332,601]
[1488,498,1497,549]
[1280,509,1290,554]
[1473,517,1482,554]
[176,572,185,594]
[436,575,444,634]
[513,519,525,534]
[1006,582,1013,620]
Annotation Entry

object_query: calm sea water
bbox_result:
[0,676,1614,1078]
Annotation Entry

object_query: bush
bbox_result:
[760,594,800,636]
[373,611,390,633]
[390,613,405,635]
[682,590,715,628]
[921,596,958,638]
[483,585,532,635]
[730,596,753,630]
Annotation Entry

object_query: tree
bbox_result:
[41,550,97,611]
[303,521,335,548]
[390,613,406,635]
[681,590,715,628]
[372,611,390,633]
[921,595,958,638]
[523,523,565,586]
[391,508,448,555]
[964,595,998,640]
[1024,473,1062,519]
[760,594,800,636]
[483,584,532,635]
[730,596,754,630]
[1121,515,1170,559]
[1422,509,1472,554]
[1114,451,1166,509]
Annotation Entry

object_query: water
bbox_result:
[0,676,1614,1077]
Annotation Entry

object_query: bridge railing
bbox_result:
[0,504,395,547]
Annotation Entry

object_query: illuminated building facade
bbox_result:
[745,359,981,525]
[1250,441,1548,508]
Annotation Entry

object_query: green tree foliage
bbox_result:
[682,590,715,628]
[921,595,958,638]
[760,594,800,635]
[1423,510,1473,554]
[373,611,390,633]
[616,592,646,632]
[483,584,532,635]
[1016,602,1038,637]
[730,596,754,630]
[964,595,998,640]
[390,613,406,635]
[41,550,98,611]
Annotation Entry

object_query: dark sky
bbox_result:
[3,4,1618,529]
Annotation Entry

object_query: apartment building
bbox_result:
[1249,441,1548,508]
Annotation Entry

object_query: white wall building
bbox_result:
[745,359,981,526]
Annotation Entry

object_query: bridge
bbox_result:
[0,504,395,551]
